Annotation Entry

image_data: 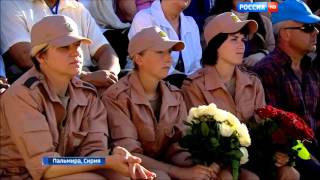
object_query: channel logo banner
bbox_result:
[42,157,105,166]
[237,2,278,13]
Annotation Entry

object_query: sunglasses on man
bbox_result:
[283,24,318,33]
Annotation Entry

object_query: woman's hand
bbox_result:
[209,162,220,179]
[128,162,156,180]
[0,77,9,95]
[274,152,290,167]
[108,146,156,179]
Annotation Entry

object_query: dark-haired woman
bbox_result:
[208,0,275,67]
[182,12,300,180]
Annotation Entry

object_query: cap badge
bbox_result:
[231,14,241,22]
[159,31,168,38]
[65,23,73,32]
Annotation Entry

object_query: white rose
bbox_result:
[219,123,234,137]
[214,109,228,122]
[207,103,218,116]
[186,114,194,123]
[197,105,208,117]
[240,147,249,164]
[226,112,241,129]
[237,123,251,147]
[239,136,251,147]
[189,107,199,118]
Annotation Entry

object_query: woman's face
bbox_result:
[217,32,246,66]
[162,0,191,12]
[38,41,83,78]
[135,49,173,80]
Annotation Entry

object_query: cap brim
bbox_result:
[294,14,320,24]
[226,20,258,36]
[272,14,320,24]
[49,35,92,47]
[151,40,185,52]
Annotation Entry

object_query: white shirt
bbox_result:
[128,0,202,75]
[80,0,130,30]
[0,55,5,78]
[0,0,108,67]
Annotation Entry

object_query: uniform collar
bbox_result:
[32,0,78,9]
[128,72,180,107]
[150,0,191,35]
[204,65,254,91]
[30,68,88,106]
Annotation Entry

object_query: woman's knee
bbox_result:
[47,172,105,180]
[239,168,259,180]
[94,169,130,180]
[278,166,300,180]
[218,169,233,180]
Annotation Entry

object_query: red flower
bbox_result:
[255,105,280,119]
[272,129,287,144]
[256,105,314,143]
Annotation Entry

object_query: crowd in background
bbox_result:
[0,0,319,179]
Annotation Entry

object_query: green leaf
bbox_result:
[201,122,210,137]
[210,137,220,148]
[226,149,243,160]
[232,160,240,180]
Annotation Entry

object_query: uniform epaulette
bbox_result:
[185,70,203,81]
[107,82,129,99]
[81,82,97,94]
[238,65,259,78]
[23,77,40,89]
[165,81,180,92]
[82,81,96,89]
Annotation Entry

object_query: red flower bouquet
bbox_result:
[247,105,314,179]
[255,105,314,145]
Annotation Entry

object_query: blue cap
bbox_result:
[271,0,320,24]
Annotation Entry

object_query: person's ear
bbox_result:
[133,54,144,66]
[279,29,290,42]
[35,51,47,65]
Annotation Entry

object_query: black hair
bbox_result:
[201,25,249,66]
[201,33,228,66]
[31,56,41,71]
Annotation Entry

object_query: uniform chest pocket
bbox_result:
[239,100,254,121]
[72,131,88,147]
[138,127,155,142]
[164,125,183,142]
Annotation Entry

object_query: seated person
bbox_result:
[80,0,132,73]
[182,12,299,180]
[208,0,275,67]
[0,55,9,95]
[128,0,202,87]
[0,15,155,180]
[184,0,213,33]
[253,0,320,179]
[0,0,120,88]
[102,26,219,180]
[135,0,155,11]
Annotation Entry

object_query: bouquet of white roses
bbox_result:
[179,103,251,180]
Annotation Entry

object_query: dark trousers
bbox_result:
[295,156,320,180]
[103,28,129,70]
